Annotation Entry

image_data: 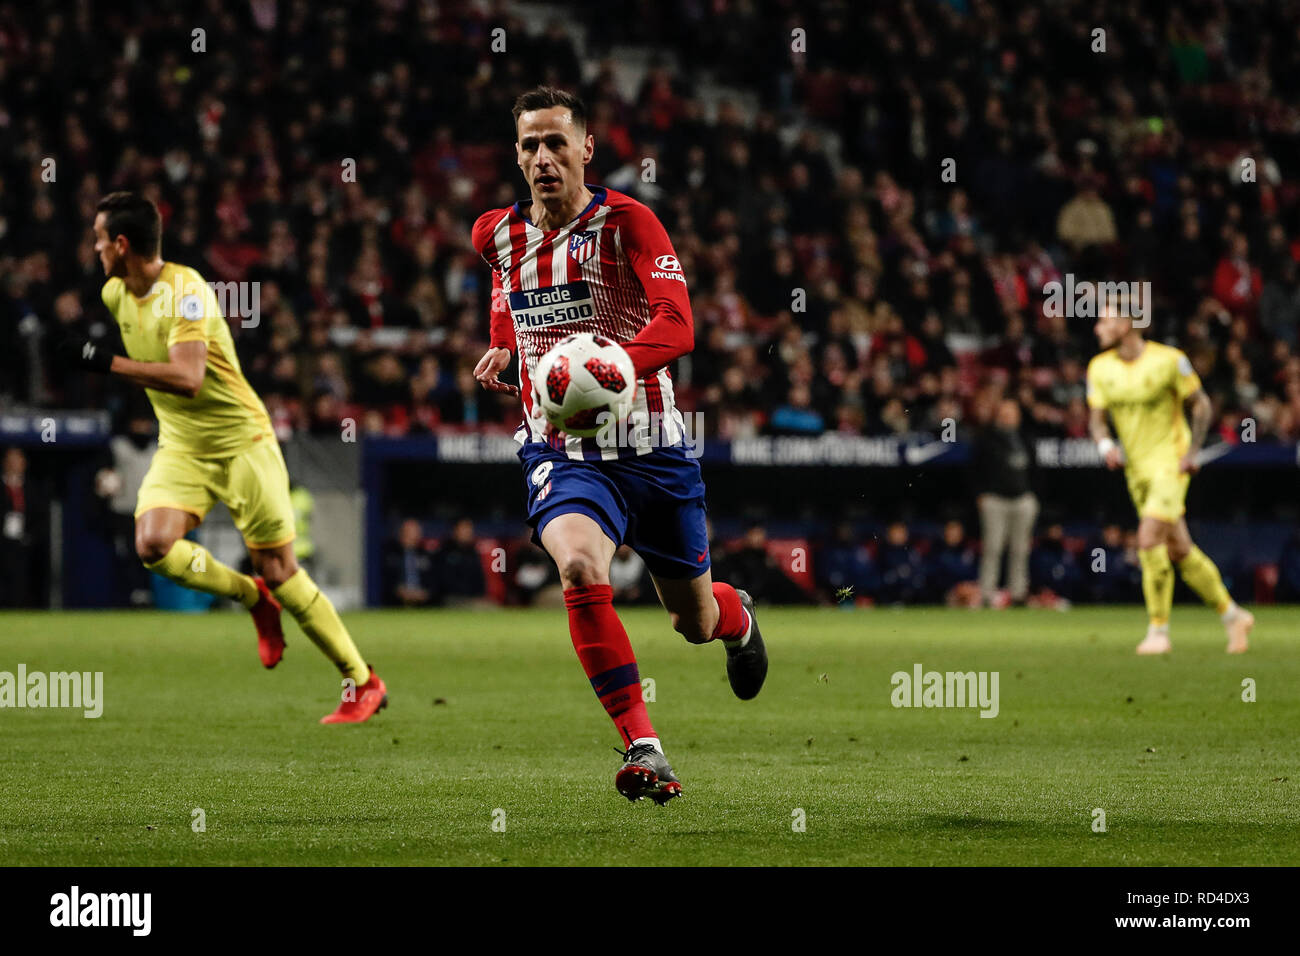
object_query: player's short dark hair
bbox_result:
[96,191,161,257]
[512,86,587,130]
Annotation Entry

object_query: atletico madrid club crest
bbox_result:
[568,230,596,264]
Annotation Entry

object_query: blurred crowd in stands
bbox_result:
[381,511,1300,610]
[7,424,1300,607]
[3,0,1300,448]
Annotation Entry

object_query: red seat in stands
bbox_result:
[477,537,507,604]
[766,537,816,595]
[1254,563,1277,605]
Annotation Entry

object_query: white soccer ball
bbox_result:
[531,332,637,438]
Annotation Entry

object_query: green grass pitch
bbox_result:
[1,605,1296,866]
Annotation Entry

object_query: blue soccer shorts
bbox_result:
[518,442,711,580]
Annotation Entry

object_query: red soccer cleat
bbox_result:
[251,577,286,668]
[320,669,388,724]
[615,742,682,805]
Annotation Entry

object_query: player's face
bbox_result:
[1094,312,1130,349]
[516,107,593,204]
[92,212,127,277]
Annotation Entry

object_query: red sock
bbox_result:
[564,584,655,747]
[710,582,750,641]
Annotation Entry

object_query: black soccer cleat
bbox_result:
[615,743,682,805]
[725,590,768,700]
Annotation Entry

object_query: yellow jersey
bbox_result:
[102,262,273,457]
[1086,340,1202,474]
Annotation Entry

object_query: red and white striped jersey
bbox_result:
[471,186,694,460]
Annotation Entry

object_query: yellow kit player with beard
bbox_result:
[1087,308,1253,655]
[61,191,387,722]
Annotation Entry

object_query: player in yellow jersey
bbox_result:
[1087,300,1253,655]
[60,191,387,721]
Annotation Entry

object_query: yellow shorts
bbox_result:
[1125,465,1190,523]
[135,438,297,549]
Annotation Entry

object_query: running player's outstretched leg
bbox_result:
[542,514,680,804]
[136,507,286,663]
[250,543,387,724]
[1135,518,1175,654]
[1168,520,1253,654]
[654,572,768,700]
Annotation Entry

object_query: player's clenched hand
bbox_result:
[57,337,114,373]
[1178,453,1201,475]
[1103,447,1124,470]
[473,347,519,394]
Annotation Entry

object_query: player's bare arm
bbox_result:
[109,340,207,398]
[1179,387,1213,474]
[1089,405,1123,469]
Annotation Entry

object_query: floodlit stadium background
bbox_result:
[3,0,1299,611]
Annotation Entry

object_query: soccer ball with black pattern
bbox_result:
[532,333,637,438]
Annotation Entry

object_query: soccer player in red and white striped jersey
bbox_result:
[472,143,692,458]
[471,87,769,803]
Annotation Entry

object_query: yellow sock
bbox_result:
[1138,544,1174,627]
[145,539,259,608]
[273,568,369,684]
[1176,546,1232,615]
